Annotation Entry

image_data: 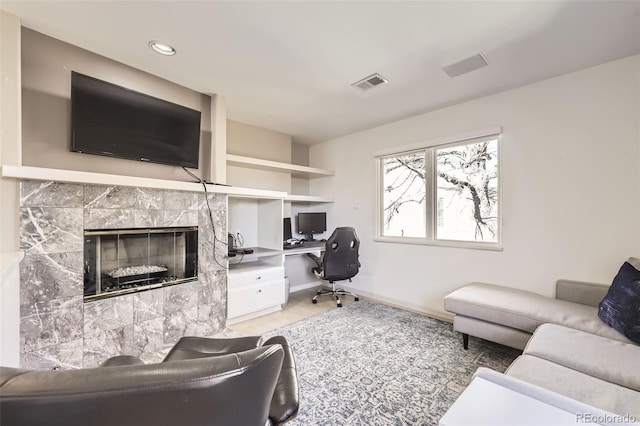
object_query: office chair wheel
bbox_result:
[337,303,342,307]
[312,299,317,304]
[355,297,359,301]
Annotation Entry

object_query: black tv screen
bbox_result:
[71,72,201,168]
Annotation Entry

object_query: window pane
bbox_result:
[382,151,426,238]
[436,139,498,242]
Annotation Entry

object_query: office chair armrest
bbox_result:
[306,252,321,267]
[306,253,323,276]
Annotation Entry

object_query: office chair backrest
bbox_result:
[321,227,360,282]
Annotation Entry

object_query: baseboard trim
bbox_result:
[226,305,282,325]
[289,281,324,293]
[289,281,453,323]
[340,286,454,323]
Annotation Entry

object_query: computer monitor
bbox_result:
[283,217,292,241]
[297,212,326,241]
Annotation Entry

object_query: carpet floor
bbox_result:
[264,299,521,426]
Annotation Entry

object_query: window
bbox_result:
[377,132,500,249]
[381,150,426,238]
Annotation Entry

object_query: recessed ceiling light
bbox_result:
[149,41,176,56]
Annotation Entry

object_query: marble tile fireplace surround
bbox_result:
[19,180,228,369]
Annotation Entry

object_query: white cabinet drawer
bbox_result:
[228,279,285,319]
[228,265,284,287]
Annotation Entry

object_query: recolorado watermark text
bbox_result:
[576,413,637,424]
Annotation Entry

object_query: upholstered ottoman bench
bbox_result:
[443,280,632,350]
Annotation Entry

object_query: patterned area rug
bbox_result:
[264,300,520,426]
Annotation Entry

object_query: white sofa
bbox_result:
[444,280,639,419]
[443,280,633,350]
[506,323,640,418]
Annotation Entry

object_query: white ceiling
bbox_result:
[2,1,640,145]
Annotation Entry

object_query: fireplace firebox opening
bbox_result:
[83,227,198,301]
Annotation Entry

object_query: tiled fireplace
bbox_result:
[83,226,199,300]
[19,181,228,369]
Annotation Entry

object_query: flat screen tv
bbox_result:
[71,71,201,168]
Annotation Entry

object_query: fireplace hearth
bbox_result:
[83,227,198,301]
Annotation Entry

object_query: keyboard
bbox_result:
[283,242,304,250]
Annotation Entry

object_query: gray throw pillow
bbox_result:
[598,257,640,344]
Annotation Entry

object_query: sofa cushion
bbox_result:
[444,282,633,343]
[598,258,640,344]
[506,355,640,418]
[524,324,640,391]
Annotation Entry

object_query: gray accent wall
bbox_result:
[18,180,227,369]
[226,119,292,192]
[20,28,212,182]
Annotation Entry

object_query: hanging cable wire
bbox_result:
[182,167,229,270]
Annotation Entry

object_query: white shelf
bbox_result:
[234,247,282,259]
[1,165,286,198]
[227,258,282,273]
[227,154,334,179]
[284,194,334,203]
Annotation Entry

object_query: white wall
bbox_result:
[0,11,22,367]
[310,55,640,319]
[0,11,21,253]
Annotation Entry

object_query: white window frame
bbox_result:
[374,127,502,251]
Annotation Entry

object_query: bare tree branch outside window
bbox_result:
[381,138,499,243]
[382,151,426,237]
[436,139,498,242]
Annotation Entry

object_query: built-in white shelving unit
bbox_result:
[226,195,286,324]
[1,165,286,198]
[226,154,334,203]
[224,150,335,322]
[226,154,333,179]
[284,194,334,203]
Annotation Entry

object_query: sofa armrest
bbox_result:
[555,279,609,307]
[100,355,145,367]
[263,336,299,425]
[0,368,29,387]
[0,346,284,426]
[163,335,263,362]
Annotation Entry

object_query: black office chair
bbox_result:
[308,227,360,307]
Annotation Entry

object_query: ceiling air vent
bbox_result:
[442,53,489,78]
[351,73,389,91]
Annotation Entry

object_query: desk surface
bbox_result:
[282,241,325,255]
